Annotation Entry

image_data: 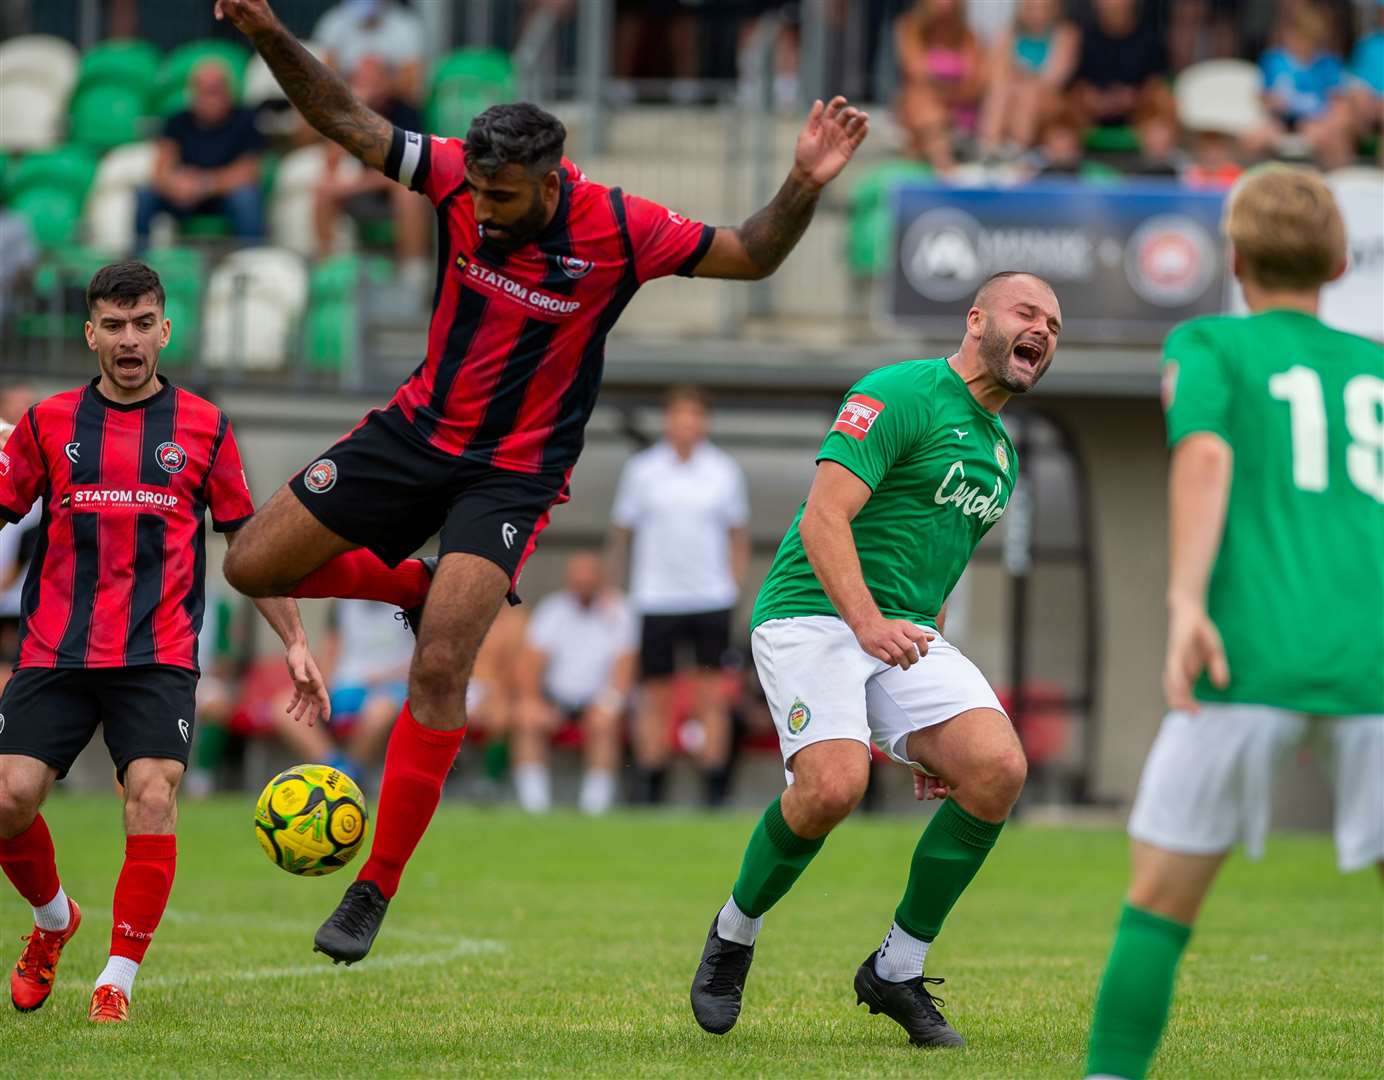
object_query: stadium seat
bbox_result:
[68,81,152,152]
[425,48,515,138]
[304,254,392,373]
[143,246,206,366]
[6,147,98,249]
[0,75,72,153]
[152,40,251,116]
[1175,60,1267,136]
[75,39,161,93]
[0,34,79,96]
[1083,125,1140,154]
[846,160,933,277]
[84,141,158,255]
[202,246,308,370]
[268,143,367,256]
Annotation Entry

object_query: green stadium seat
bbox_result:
[425,48,515,138]
[76,39,160,95]
[7,147,98,249]
[68,82,151,151]
[304,254,393,373]
[846,159,933,278]
[142,246,206,366]
[1083,125,1140,155]
[152,40,251,117]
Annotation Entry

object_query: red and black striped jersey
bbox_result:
[0,378,254,672]
[380,128,715,473]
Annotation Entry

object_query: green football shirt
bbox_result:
[752,358,1017,631]
[1163,309,1384,716]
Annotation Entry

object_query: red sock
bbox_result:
[358,702,465,899]
[0,814,61,908]
[110,835,176,963]
[289,550,431,608]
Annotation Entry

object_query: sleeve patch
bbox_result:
[832,395,886,440]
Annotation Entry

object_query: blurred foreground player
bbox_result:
[690,272,1062,1047]
[1084,166,1384,1080]
[212,0,870,965]
[0,262,327,1023]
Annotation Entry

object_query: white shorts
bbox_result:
[1128,704,1384,873]
[750,615,1006,778]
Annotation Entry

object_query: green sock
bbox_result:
[894,798,1005,941]
[193,722,230,772]
[482,740,509,781]
[1085,902,1192,1080]
[730,797,825,919]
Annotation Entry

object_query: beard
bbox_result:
[100,351,157,391]
[979,322,1048,394]
[481,193,551,251]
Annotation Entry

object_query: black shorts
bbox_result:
[289,411,569,598]
[639,608,733,678]
[0,665,198,781]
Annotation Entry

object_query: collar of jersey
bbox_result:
[940,360,1006,424]
[88,374,171,412]
[533,172,573,245]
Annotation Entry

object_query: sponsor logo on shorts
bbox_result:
[501,522,518,550]
[177,718,189,743]
[786,698,811,735]
[832,395,885,440]
[155,441,188,474]
[64,441,81,464]
[556,255,593,280]
[304,459,338,494]
[994,441,1009,473]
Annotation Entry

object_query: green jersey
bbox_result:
[752,358,1017,631]
[1163,309,1384,716]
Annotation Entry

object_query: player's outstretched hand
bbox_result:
[214,0,279,36]
[1163,601,1230,712]
[283,638,331,727]
[913,771,950,801]
[794,96,869,189]
[853,616,934,670]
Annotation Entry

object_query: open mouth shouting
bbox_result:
[1011,338,1045,372]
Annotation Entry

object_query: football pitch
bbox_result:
[2,796,1380,1078]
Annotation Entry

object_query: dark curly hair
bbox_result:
[86,261,165,313]
[465,103,566,178]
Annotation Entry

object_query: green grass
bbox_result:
[1,796,1380,1077]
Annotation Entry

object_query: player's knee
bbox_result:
[802,772,867,826]
[408,641,470,727]
[123,771,179,833]
[971,747,1028,817]
[0,781,41,839]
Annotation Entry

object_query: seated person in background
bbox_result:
[1023,103,1086,176]
[1348,0,1384,160]
[977,0,1079,160]
[513,553,636,817]
[465,602,528,798]
[1181,126,1243,189]
[313,0,425,104]
[1067,0,1178,159]
[1245,1,1355,168]
[270,598,411,781]
[313,55,433,295]
[135,60,266,249]
[894,0,988,172]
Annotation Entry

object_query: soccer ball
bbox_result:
[254,765,369,876]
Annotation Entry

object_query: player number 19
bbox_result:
[1267,367,1384,502]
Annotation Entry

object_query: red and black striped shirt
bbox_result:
[380,128,715,474]
[0,378,255,672]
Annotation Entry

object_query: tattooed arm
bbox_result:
[693,96,869,280]
[214,0,392,171]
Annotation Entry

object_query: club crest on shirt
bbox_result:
[994,441,1009,473]
[556,255,593,280]
[832,395,885,441]
[155,441,187,474]
[303,458,338,494]
[786,698,811,735]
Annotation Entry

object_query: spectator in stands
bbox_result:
[134,60,266,250]
[268,599,410,779]
[1348,0,1384,159]
[1181,127,1244,188]
[893,0,988,171]
[977,0,1078,160]
[1168,0,1247,72]
[736,0,802,110]
[313,0,426,104]
[313,55,432,296]
[513,553,635,815]
[1067,0,1178,161]
[466,603,528,800]
[1245,1,1356,168]
[614,0,703,104]
[1024,101,1086,175]
[0,382,37,690]
[610,387,750,808]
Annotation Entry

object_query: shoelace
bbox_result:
[704,943,752,996]
[907,975,948,1013]
[16,930,62,983]
[91,986,127,1017]
[327,887,383,936]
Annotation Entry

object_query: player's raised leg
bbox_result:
[855,707,1026,1048]
[0,755,80,1013]
[90,757,184,1023]
[691,738,866,1034]
[313,553,508,964]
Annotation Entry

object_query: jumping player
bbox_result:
[0,262,327,1023]
[211,0,871,965]
[689,272,1061,1047]
[1083,168,1383,1078]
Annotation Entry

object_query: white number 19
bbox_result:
[1267,366,1384,502]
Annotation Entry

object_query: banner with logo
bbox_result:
[1318,172,1382,341]
[888,182,1228,344]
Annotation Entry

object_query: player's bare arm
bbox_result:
[799,461,933,669]
[694,97,869,280]
[214,0,393,171]
[1163,432,1233,711]
[225,529,331,726]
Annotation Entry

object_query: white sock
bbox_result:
[578,769,616,816]
[716,895,762,947]
[33,887,70,932]
[873,921,930,982]
[513,762,551,814]
[95,956,139,998]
